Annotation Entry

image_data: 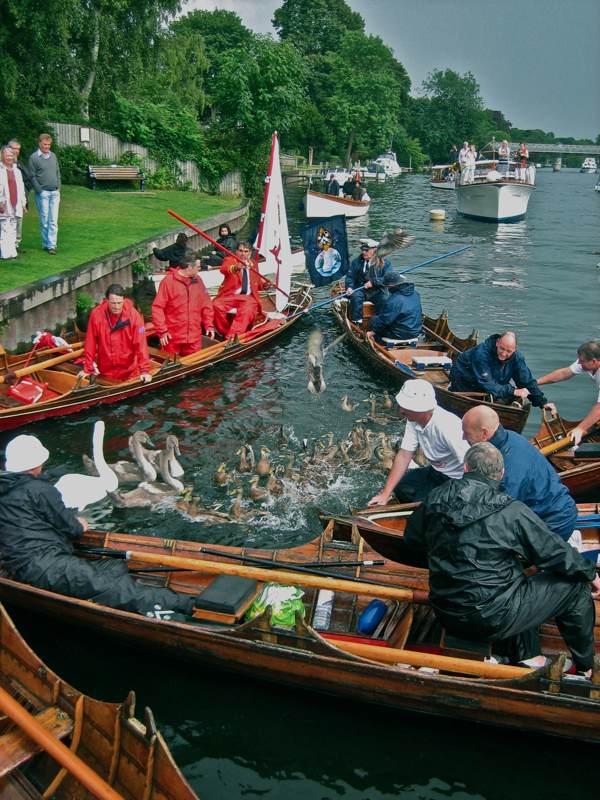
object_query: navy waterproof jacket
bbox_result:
[490,425,577,539]
[449,334,548,407]
[345,256,391,291]
[369,283,423,340]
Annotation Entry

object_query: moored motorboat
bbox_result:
[305,189,370,218]
[455,160,535,222]
[0,524,599,743]
[0,601,198,800]
[373,151,402,177]
[430,164,456,190]
[331,296,532,433]
[531,411,600,498]
[580,157,598,174]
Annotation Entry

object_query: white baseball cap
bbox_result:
[359,238,379,249]
[395,379,437,412]
[4,435,50,472]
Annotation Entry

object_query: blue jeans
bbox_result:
[35,189,60,249]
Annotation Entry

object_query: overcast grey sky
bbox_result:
[184,0,600,139]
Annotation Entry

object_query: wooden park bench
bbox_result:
[88,164,145,191]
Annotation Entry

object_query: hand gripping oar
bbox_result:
[291,244,472,320]
[166,209,291,301]
[0,685,124,800]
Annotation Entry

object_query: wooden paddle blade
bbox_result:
[376,228,415,258]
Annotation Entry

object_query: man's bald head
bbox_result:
[496,331,517,361]
[462,405,500,445]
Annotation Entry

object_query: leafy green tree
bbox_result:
[211,35,309,202]
[409,69,492,162]
[134,28,208,117]
[171,8,253,119]
[272,0,363,56]
[319,31,410,165]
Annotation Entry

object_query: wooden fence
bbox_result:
[48,121,242,195]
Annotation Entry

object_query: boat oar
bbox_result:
[401,245,471,274]
[323,637,529,680]
[539,437,574,457]
[0,349,84,384]
[121,549,427,604]
[1,342,84,370]
[199,546,385,578]
[81,545,419,598]
[293,245,472,319]
[0,685,125,800]
[166,209,291,301]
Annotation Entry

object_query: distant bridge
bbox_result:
[505,142,600,155]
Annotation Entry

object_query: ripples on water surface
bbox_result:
[7,168,600,799]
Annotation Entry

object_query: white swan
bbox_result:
[55,421,119,510]
[108,437,184,509]
[82,430,157,484]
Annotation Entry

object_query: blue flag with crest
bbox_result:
[300,215,350,287]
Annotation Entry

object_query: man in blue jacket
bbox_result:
[461,405,582,549]
[345,238,391,322]
[367,271,422,344]
[450,331,554,411]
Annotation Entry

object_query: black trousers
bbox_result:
[394,465,451,503]
[17,554,195,616]
[438,573,595,671]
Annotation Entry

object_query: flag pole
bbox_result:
[166,209,291,301]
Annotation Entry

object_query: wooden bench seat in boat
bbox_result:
[0,705,73,777]
[440,630,492,661]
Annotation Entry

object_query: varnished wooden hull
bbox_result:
[531,412,600,498]
[331,298,531,432]
[0,602,197,800]
[0,525,599,743]
[0,285,312,431]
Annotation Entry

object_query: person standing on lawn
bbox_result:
[28,133,61,254]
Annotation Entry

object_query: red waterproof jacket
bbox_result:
[152,270,214,347]
[216,256,262,304]
[84,299,151,381]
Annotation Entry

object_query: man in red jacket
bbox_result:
[79,284,152,383]
[152,252,215,356]
[212,241,262,339]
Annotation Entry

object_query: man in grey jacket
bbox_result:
[28,133,61,254]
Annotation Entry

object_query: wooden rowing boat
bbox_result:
[322,500,600,568]
[0,283,312,432]
[0,601,197,800]
[0,524,599,743]
[531,411,600,499]
[331,297,532,432]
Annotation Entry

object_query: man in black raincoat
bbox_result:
[404,442,599,674]
[0,434,196,617]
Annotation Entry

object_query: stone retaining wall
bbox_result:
[0,203,249,350]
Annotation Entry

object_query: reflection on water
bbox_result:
[4,168,600,800]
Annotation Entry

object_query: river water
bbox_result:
[5,168,600,798]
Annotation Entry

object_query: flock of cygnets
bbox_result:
[54,390,403,521]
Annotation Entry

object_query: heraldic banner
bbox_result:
[300,215,350,287]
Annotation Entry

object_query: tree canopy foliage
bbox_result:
[0,0,595,198]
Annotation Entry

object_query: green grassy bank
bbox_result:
[0,187,242,294]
